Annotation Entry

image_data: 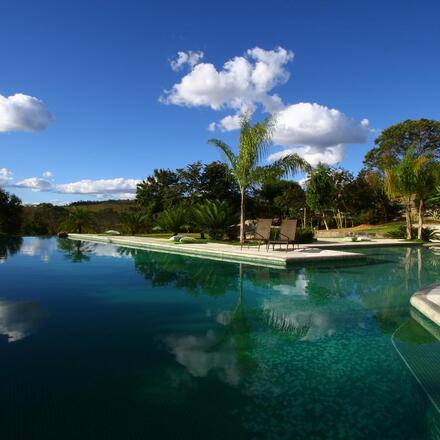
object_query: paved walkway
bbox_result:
[68,234,372,268]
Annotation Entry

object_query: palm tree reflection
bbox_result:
[57,239,96,263]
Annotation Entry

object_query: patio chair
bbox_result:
[241,218,273,251]
[269,219,298,252]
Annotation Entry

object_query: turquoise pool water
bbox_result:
[1,237,440,439]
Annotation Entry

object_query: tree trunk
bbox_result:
[240,187,245,244]
[417,199,424,240]
[405,198,412,240]
[322,212,329,231]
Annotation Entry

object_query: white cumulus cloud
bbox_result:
[15,177,53,192]
[268,103,370,166]
[273,103,370,148]
[55,178,140,195]
[0,168,13,186]
[42,171,53,178]
[0,93,53,132]
[170,50,204,71]
[161,46,293,128]
[6,171,140,200]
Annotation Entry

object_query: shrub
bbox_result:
[295,227,315,244]
[119,210,151,235]
[156,206,189,235]
[192,200,237,240]
[386,225,408,239]
[387,225,439,241]
[421,227,440,242]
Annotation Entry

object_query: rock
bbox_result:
[57,232,68,238]
[104,230,121,236]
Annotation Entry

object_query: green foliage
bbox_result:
[119,210,151,235]
[387,225,439,241]
[295,227,315,244]
[209,114,310,242]
[61,207,97,233]
[365,119,440,170]
[22,203,68,235]
[258,180,305,218]
[421,227,440,242]
[386,225,411,238]
[192,200,237,240]
[0,189,23,235]
[306,164,336,214]
[136,161,239,214]
[155,205,189,234]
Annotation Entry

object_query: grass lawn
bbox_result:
[136,232,257,246]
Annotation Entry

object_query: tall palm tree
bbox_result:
[208,115,311,243]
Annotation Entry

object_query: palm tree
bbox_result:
[208,115,311,243]
[413,158,439,239]
[384,149,439,239]
[155,205,189,235]
[192,200,237,240]
[62,207,96,233]
[119,210,150,235]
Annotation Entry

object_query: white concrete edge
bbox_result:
[410,283,440,328]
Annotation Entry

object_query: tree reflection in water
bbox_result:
[0,237,23,262]
[57,239,96,263]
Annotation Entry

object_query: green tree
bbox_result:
[208,115,310,243]
[365,119,440,170]
[119,210,151,235]
[62,207,96,233]
[192,200,237,240]
[155,205,188,235]
[365,119,440,236]
[0,189,23,235]
[305,164,336,230]
[136,169,182,214]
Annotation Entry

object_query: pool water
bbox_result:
[1,237,440,439]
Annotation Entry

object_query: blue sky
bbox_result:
[1,0,440,204]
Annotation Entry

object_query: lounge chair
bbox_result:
[241,218,272,251]
[269,219,298,252]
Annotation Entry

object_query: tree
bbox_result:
[0,189,23,235]
[413,157,440,239]
[136,169,182,214]
[365,119,440,170]
[305,164,336,230]
[155,205,188,235]
[208,115,310,243]
[365,119,440,238]
[192,200,237,240]
[62,208,96,233]
[119,210,151,235]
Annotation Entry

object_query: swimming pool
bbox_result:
[1,237,439,439]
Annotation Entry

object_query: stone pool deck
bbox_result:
[411,284,440,328]
[68,234,415,268]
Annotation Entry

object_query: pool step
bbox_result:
[392,315,440,438]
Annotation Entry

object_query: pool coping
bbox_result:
[67,233,368,269]
[410,283,440,328]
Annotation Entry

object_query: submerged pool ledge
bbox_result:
[67,234,367,268]
[411,284,440,328]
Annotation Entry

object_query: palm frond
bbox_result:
[253,153,311,183]
[207,139,237,168]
